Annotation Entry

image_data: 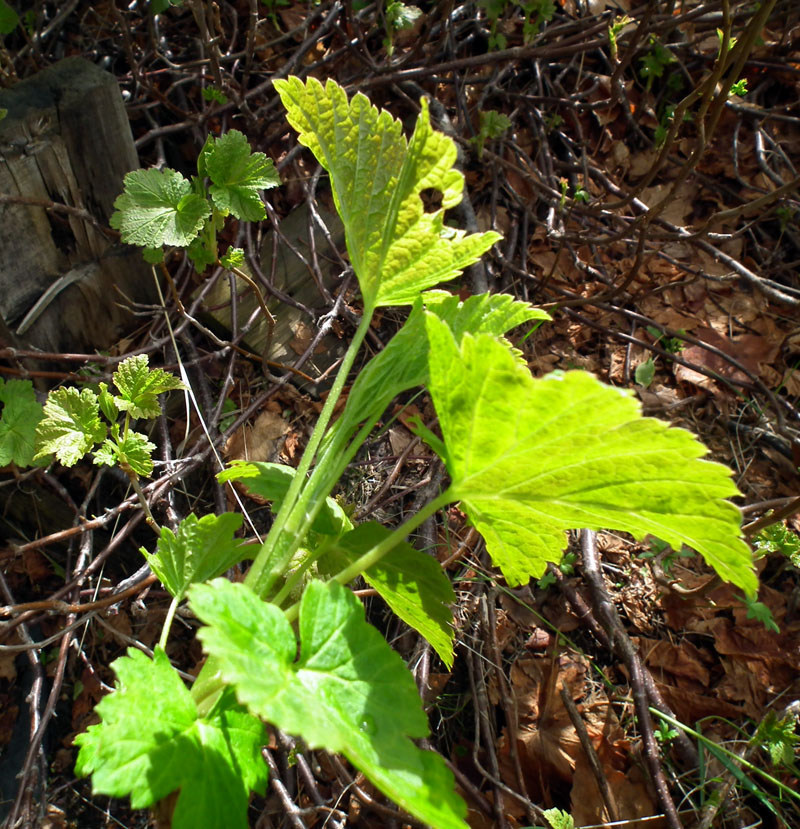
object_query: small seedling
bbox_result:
[471,109,512,157]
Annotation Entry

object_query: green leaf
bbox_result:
[110,168,211,248]
[329,522,456,668]
[34,387,106,466]
[739,596,779,634]
[94,427,156,477]
[274,77,500,311]
[97,382,119,422]
[217,461,353,538]
[386,1,422,30]
[74,647,266,829]
[0,379,45,467]
[323,291,546,458]
[146,513,250,600]
[0,0,19,35]
[190,578,467,829]
[424,313,757,595]
[635,357,655,387]
[543,807,575,829]
[220,247,245,270]
[113,354,185,419]
[204,130,280,222]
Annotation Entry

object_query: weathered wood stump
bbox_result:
[0,57,154,353]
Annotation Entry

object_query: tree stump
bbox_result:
[0,57,154,354]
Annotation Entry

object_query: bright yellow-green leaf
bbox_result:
[423,313,756,595]
[274,77,499,311]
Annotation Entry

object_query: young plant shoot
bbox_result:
[68,78,755,829]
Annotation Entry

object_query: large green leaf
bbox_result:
[190,578,468,829]
[274,77,500,311]
[326,522,456,668]
[423,313,756,594]
[74,648,266,829]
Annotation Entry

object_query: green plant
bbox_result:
[471,109,512,157]
[383,0,422,55]
[639,35,676,90]
[607,14,632,61]
[754,521,800,567]
[71,78,756,829]
[0,0,18,35]
[752,709,799,769]
[0,378,45,467]
[479,0,555,50]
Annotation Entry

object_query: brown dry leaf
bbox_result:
[640,181,697,227]
[570,758,655,826]
[224,409,290,465]
[674,325,780,395]
[632,636,712,687]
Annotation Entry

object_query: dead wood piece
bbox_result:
[0,57,155,354]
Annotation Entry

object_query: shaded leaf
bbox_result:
[0,379,45,467]
[329,522,456,667]
[204,130,280,222]
[147,512,251,600]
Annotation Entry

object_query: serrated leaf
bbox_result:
[147,512,250,600]
[327,522,456,667]
[34,387,106,466]
[110,168,211,248]
[204,130,280,222]
[274,77,499,311]
[217,461,353,538]
[424,313,756,595]
[113,355,185,419]
[94,428,155,477]
[0,379,45,467]
[322,291,546,459]
[220,247,245,269]
[74,647,266,829]
[190,578,467,829]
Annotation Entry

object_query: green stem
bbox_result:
[158,596,180,650]
[649,708,800,804]
[271,536,334,609]
[244,309,374,599]
[283,490,452,624]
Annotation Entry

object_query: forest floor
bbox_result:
[1,1,800,827]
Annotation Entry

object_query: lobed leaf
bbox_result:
[190,578,468,829]
[423,313,757,594]
[0,379,45,467]
[113,354,185,419]
[34,387,106,466]
[274,77,499,311]
[147,512,251,600]
[327,522,456,667]
[94,427,156,477]
[75,648,266,829]
[110,168,210,248]
[203,130,280,222]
